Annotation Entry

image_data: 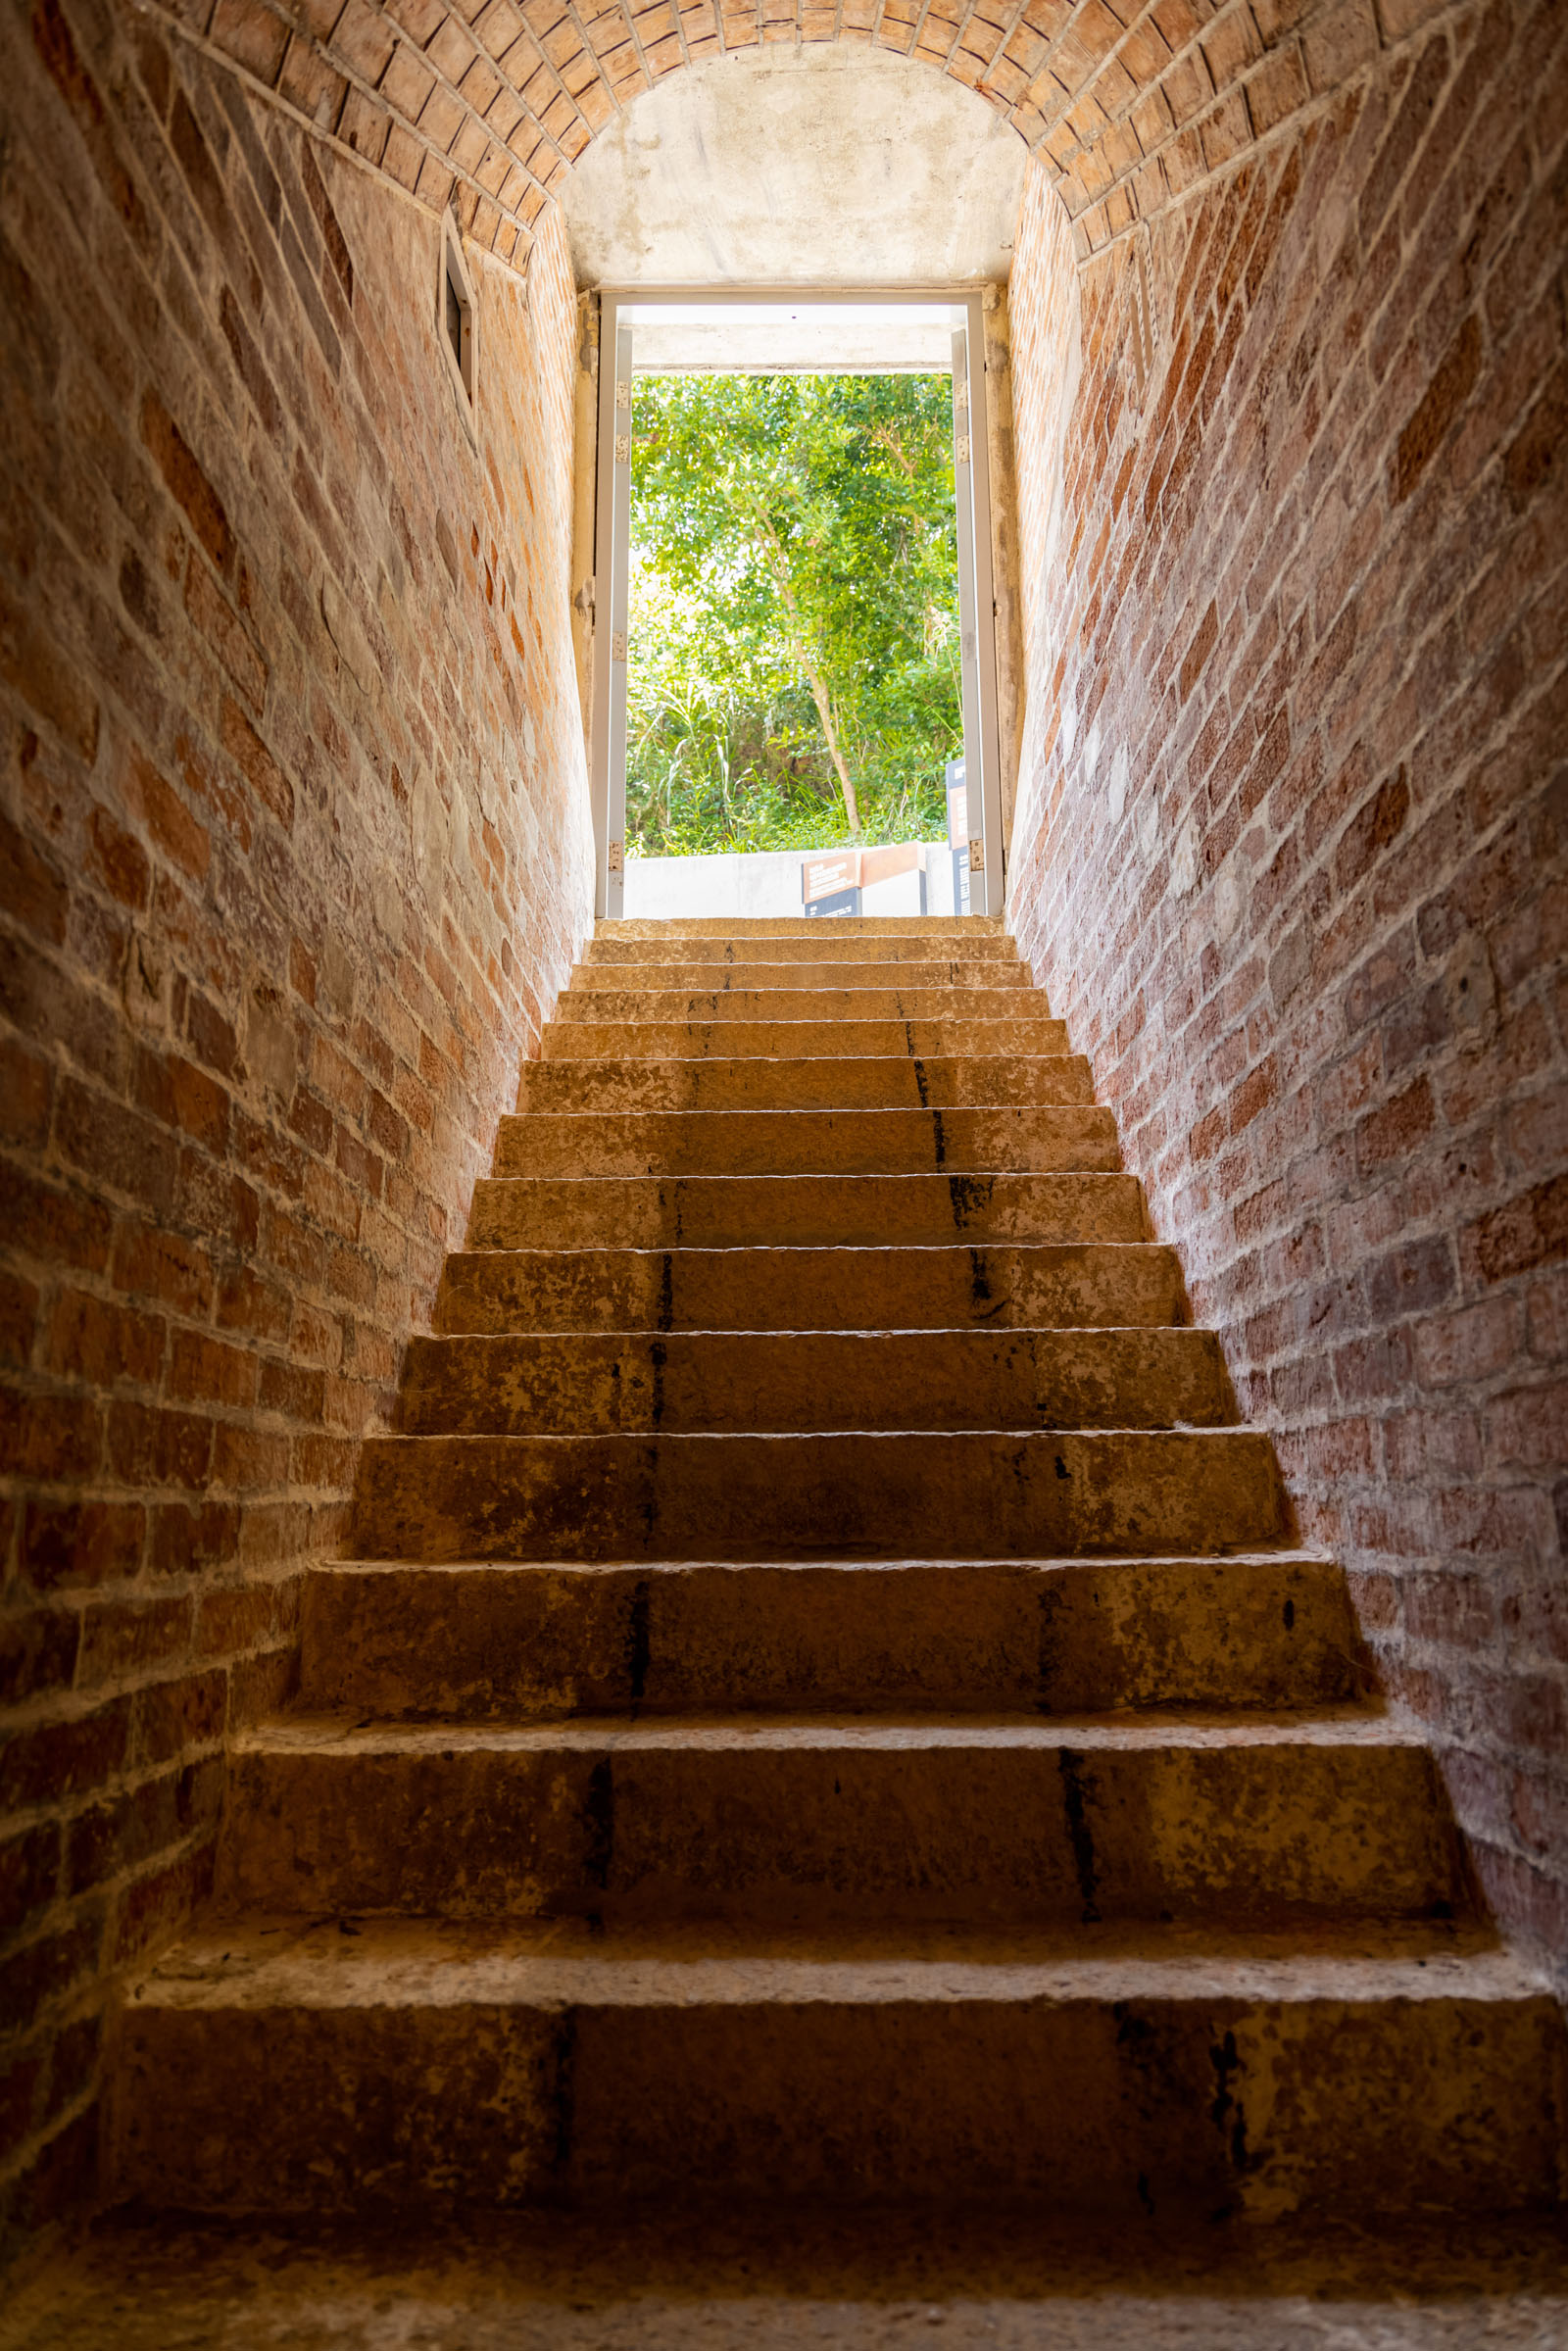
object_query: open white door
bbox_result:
[588,288,1004,919]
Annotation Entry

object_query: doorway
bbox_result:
[588,290,1005,920]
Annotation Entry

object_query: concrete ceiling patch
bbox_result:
[560,47,1027,289]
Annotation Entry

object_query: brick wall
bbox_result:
[1007,0,1567,1974]
[0,0,593,2240]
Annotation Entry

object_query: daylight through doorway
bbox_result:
[589,292,1004,918]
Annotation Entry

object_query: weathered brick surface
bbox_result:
[155,0,1457,268]
[1007,0,1567,1976]
[0,0,592,2241]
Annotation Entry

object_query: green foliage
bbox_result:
[625,372,961,858]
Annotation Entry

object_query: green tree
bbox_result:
[626,372,961,857]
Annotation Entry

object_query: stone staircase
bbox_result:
[111,916,1565,2226]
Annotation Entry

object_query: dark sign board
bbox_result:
[802,850,861,916]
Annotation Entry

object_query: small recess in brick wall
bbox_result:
[1126,236,1157,412]
[440,211,479,430]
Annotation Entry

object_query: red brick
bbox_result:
[1465,1174,1568,1287]
[22,1499,145,1592]
[111,1839,216,1966]
[139,387,234,576]
[106,1399,215,1490]
[110,1221,215,1320]
[44,1289,165,1389]
[0,1700,130,1810]
[124,745,211,882]
[0,1915,104,2040]
[1392,314,1483,504]
[1355,1074,1436,1173]
[77,1593,192,1688]
[85,804,151,908]
[0,1384,102,1481]
[0,808,69,947]
[219,695,294,830]
[0,1606,79,1708]
[133,1667,227,1766]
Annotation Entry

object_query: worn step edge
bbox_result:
[396,1328,1234,1433]
[112,1923,1566,2220]
[490,1107,1123,1180]
[539,1020,1073,1061]
[465,1173,1152,1251]
[348,1428,1288,1562]
[434,1245,1187,1335]
[300,1550,1366,1718]
[553,992,1046,1022]
[565,965,1032,993]
[514,1058,1098,1113]
[583,932,1021,960]
[216,1711,1461,1927]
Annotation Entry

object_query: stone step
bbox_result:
[349,1429,1286,1562]
[567,960,1031,994]
[539,1016,1072,1060]
[300,1552,1365,1718]
[490,1106,1121,1179]
[514,1055,1096,1114]
[112,1920,1565,2219]
[466,1172,1151,1250]
[396,1328,1234,1435]
[435,1244,1187,1335]
[554,988,1045,1023]
[584,930,1021,965]
[215,1715,1460,1928]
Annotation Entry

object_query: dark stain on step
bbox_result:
[910,1056,930,1108]
[658,1252,674,1334]
[1058,1747,1102,1923]
[1283,1596,1296,1631]
[551,2009,578,2176]
[969,1248,1002,1320]
[650,1340,666,1429]
[931,1107,947,1166]
[946,1171,993,1230]
[1036,1583,1065,1711]
[1208,2030,1251,2174]
[584,1758,614,1890]
[625,1577,652,1708]
[1055,1454,1070,1478]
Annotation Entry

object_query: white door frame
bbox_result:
[588,284,1005,918]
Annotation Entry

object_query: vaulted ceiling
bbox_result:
[172,0,1441,270]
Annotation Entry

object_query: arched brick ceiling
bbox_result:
[176,0,1446,268]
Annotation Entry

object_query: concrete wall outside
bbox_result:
[623,849,955,919]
